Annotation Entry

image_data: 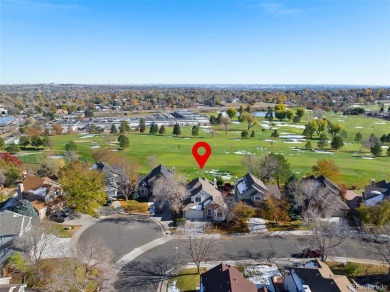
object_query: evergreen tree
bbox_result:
[271,129,279,138]
[10,200,38,218]
[149,123,159,134]
[241,130,249,138]
[305,141,312,150]
[173,123,181,136]
[159,125,166,135]
[331,135,344,151]
[371,143,382,157]
[110,124,118,134]
[139,118,146,133]
[118,134,129,149]
[292,115,301,123]
[119,121,131,134]
[250,130,255,138]
[355,132,363,142]
[216,113,223,125]
[317,133,329,149]
[191,125,199,136]
[65,140,77,152]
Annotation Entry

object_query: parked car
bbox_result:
[149,205,155,215]
[49,213,66,223]
[302,248,323,258]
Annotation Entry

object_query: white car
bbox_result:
[149,205,155,215]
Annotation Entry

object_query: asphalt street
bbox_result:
[114,235,382,292]
[77,216,385,292]
[78,215,162,261]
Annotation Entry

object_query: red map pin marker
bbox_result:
[192,141,211,169]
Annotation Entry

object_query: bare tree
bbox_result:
[102,132,115,146]
[179,224,220,274]
[360,224,390,274]
[302,209,350,261]
[114,159,139,201]
[46,239,113,292]
[224,196,236,223]
[14,220,58,275]
[241,154,259,174]
[146,155,159,169]
[300,180,340,218]
[153,175,186,225]
[221,117,231,135]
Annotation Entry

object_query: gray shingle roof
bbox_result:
[0,211,32,237]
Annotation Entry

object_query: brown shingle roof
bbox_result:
[201,263,257,292]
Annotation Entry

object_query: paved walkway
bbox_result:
[247,218,267,233]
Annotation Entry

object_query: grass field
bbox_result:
[35,110,390,188]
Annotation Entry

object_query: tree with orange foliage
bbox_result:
[311,159,340,182]
[260,196,291,225]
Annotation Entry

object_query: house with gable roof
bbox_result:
[363,179,390,207]
[91,161,127,198]
[234,173,281,205]
[182,178,227,221]
[200,263,257,292]
[283,260,362,292]
[0,211,32,266]
[301,175,349,217]
[16,176,64,219]
[138,165,174,198]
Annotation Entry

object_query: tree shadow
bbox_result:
[114,256,180,292]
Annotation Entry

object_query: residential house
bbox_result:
[363,179,390,207]
[0,277,26,292]
[0,211,32,267]
[91,161,127,199]
[138,165,174,198]
[234,173,281,205]
[283,260,362,292]
[301,175,349,217]
[16,176,64,219]
[200,263,257,292]
[182,178,227,222]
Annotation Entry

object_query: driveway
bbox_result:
[247,218,267,234]
[78,215,163,262]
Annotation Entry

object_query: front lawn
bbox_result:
[49,223,80,238]
[326,261,389,277]
[120,199,149,214]
[207,222,249,234]
[266,220,307,232]
[168,268,207,291]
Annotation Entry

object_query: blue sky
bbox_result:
[1,0,389,85]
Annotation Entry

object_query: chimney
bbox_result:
[214,178,217,188]
[371,179,375,187]
[17,183,24,200]
[172,167,175,175]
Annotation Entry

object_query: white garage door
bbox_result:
[184,210,204,220]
